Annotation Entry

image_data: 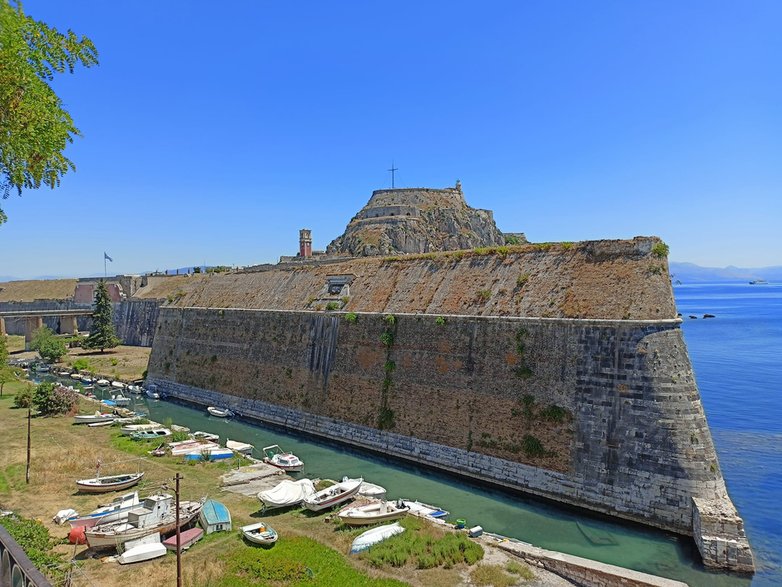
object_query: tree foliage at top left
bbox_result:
[0,0,98,224]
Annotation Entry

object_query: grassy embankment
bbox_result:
[0,375,537,587]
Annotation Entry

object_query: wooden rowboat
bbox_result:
[240,522,278,546]
[76,472,144,494]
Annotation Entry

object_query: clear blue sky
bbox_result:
[2,0,780,279]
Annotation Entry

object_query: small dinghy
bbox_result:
[262,445,304,472]
[207,406,234,418]
[192,431,219,442]
[111,393,131,407]
[241,521,278,546]
[74,411,116,425]
[131,428,172,440]
[88,420,114,428]
[111,381,126,390]
[402,500,449,519]
[145,389,160,399]
[163,527,204,551]
[117,541,167,564]
[76,472,144,494]
[343,476,386,500]
[258,479,316,511]
[96,379,110,387]
[226,439,254,456]
[350,522,405,554]
[338,500,409,526]
[303,478,362,512]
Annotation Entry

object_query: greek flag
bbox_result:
[104,252,113,262]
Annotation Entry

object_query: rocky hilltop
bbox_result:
[326,183,506,256]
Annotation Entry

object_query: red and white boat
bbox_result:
[262,445,304,472]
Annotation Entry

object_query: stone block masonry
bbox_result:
[148,306,754,572]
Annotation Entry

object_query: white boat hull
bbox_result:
[338,501,409,526]
[303,478,362,512]
[350,522,405,554]
[117,542,167,564]
[241,522,278,545]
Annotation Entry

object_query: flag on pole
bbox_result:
[104,252,113,262]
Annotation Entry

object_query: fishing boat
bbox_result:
[131,428,172,441]
[111,381,126,389]
[85,494,203,550]
[192,431,219,442]
[343,476,386,500]
[183,447,234,461]
[401,500,449,519]
[76,472,144,494]
[81,375,94,384]
[74,412,116,425]
[350,522,405,554]
[68,492,141,528]
[127,384,143,394]
[240,522,278,546]
[162,527,204,551]
[226,439,254,456]
[303,478,362,512]
[262,445,304,472]
[258,479,316,511]
[207,406,234,418]
[111,393,131,407]
[96,379,110,387]
[70,373,82,380]
[145,388,160,399]
[337,500,409,526]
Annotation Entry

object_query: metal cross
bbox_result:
[388,161,398,188]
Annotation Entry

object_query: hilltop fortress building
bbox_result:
[0,185,754,573]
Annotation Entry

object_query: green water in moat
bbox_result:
[117,394,746,587]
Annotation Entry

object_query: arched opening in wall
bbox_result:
[390,213,394,216]
[406,212,411,216]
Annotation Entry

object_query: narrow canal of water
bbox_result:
[50,376,749,587]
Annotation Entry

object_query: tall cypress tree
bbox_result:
[83,280,120,352]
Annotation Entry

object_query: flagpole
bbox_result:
[104,254,106,279]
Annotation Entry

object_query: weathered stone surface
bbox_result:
[326,185,505,256]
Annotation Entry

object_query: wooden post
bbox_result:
[175,472,182,587]
[26,403,31,484]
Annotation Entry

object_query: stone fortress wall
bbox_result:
[145,238,753,572]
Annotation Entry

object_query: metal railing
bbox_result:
[0,524,52,587]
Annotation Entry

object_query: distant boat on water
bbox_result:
[749,279,769,284]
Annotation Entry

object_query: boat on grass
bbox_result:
[76,472,144,494]
[350,522,405,554]
[85,493,203,550]
[117,535,167,564]
[207,406,234,418]
[74,412,116,425]
[183,447,234,461]
[338,500,409,526]
[120,422,161,435]
[241,521,278,546]
[343,476,386,500]
[401,500,449,519]
[262,444,304,472]
[226,439,254,456]
[63,492,141,529]
[168,439,220,456]
[131,428,172,441]
[88,420,114,428]
[258,479,316,511]
[303,478,362,512]
[199,499,232,534]
[163,527,204,551]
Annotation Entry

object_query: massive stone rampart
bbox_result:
[145,238,753,573]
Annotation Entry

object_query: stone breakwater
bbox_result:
[147,305,754,572]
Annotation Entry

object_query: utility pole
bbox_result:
[25,402,31,484]
[175,472,182,587]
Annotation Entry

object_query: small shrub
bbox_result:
[435,316,446,326]
[561,241,573,250]
[110,358,118,366]
[470,564,517,587]
[33,382,78,416]
[72,358,91,371]
[341,295,350,305]
[477,289,492,301]
[325,301,340,311]
[377,406,395,429]
[344,312,358,323]
[540,404,568,423]
[522,434,547,458]
[506,560,536,580]
[13,386,33,408]
[380,331,395,347]
[652,241,670,258]
[383,314,396,325]
[384,360,396,374]
[504,235,521,245]
[516,273,529,288]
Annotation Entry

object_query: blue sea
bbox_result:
[676,283,782,586]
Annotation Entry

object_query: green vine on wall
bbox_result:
[378,315,398,430]
[514,328,533,378]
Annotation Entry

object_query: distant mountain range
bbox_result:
[669,262,782,283]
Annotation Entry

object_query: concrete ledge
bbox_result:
[481,533,688,587]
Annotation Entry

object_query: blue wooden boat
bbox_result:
[199,499,232,534]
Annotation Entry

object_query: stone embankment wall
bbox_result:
[113,299,161,346]
[147,305,753,571]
